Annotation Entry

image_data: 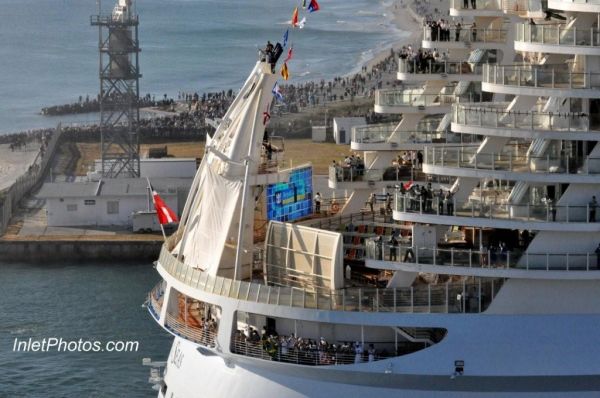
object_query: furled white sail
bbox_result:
[174,61,278,277]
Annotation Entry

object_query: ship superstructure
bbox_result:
[146,1,600,396]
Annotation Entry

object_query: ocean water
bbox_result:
[0,0,407,134]
[0,261,172,397]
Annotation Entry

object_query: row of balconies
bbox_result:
[483,64,600,92]
[424,146,599,175]
[395,193,600,224]
[452,103,592,133]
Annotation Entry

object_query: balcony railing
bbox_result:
[376,89,457,108]
[147,282,165,320]
[453,103,590,132]
[163,311,217,347]
[351,124,444,145]
[158,245,502,314]
[399,59,483,75]
[365,239,600,271]
[484,64,600,89]
[501,0,543,14]
[516,24,600,47]
[451,0,502,10]
[424,146,600,175]
[231,339,389,366]
[329,165,425,183]
[423,26,508,44]
[394,193,600,223]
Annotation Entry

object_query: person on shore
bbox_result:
[455,22,462,42]
[471,22,477,42]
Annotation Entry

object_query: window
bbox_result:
[84,199,96,206]
[66,204,78,212]
[107,201,119,215]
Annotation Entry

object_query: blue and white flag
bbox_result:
[272,82,284,102]
[282,29,289,48]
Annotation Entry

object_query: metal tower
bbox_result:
[91,0,141,178]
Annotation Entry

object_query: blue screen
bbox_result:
[266,166,313,222]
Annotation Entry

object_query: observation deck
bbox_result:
[449,0,505,16]
[374,89,454,114]
[397,59,483,82]
[349,123,471,152]
[393,193,600,231]
[364,240,600,280]
[514,24,600,55]
[422,146,600,183]
[422,26,508,50]
[482,64,600,98]
[451,103,598,140]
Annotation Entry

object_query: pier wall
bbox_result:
[0,239,162,262]
[0,124,63,235]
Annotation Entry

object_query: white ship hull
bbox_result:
[157,313,600,398]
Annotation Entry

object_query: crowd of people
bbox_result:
[425,18,477,42]
[398,182,455,216]
[40,93,175,116]
[233,326,383,365]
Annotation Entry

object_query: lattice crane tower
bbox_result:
[91,0,141,178]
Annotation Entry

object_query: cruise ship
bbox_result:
[145,0,600,396]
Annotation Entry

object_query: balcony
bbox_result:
[450,0,505,15]
[374,89,455,114]
[548,0,600,12]
[350,124,453,151]
[515,24,600,55]
[394,192,600,230]
[398,59,483,82]
[423,146,600,183]
[422,26,508,49]
[365,239,600,275]
[451,102,594,139]
[328,164,420,189]
[482,64,600,98]
[501,0,545,16]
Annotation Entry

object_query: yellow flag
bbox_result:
[280,62,289,80]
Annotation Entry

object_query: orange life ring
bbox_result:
[331,202,340,213]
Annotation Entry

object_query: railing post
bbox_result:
[342,289,346,311]
[526,251,529,270]
[587,253,590,271]
[451,247,454,265]
[546,253,549,271]
[566,253,570,271]
[358,288,362,312]
[410,286,414,312]
[445,282,449,313]
[393,288,397,312]
[469,249,472,267]
[428,284,431,313]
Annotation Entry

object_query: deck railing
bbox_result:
[516,24,600,47]
[394,193,600,223]
[375,89,458,108]
[484,64,600,89]
[399,59,483,76]
[453,103,590,132]
[424,146,600,175]
[451,0,503,10]
[230,338,390,366]
[163,312,217,347]
[158,246,501,314]
[423,26,508,43]
[365,239,600,271]
[351,124,444,145]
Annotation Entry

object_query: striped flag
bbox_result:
[291,7,299,27]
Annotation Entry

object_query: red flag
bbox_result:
[403,180,413,190]
[291,7,299,27]
[307,0,320,13]
[284,46,293,63]
[152,188,178,224]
